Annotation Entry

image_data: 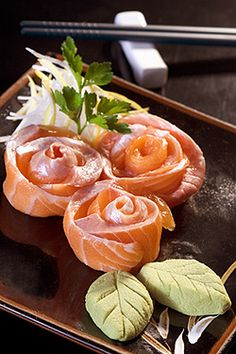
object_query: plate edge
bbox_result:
[0,65,235,135]
[0,296,132,354]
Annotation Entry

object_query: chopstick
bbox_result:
[20,21,236,46]
[20,20,236,35]
[20,28,236,47]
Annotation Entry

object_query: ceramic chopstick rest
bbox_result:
[114,11,168,88]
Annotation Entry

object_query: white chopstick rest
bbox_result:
[114,11,168,88]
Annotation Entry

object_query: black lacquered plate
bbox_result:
[0,69,235,354]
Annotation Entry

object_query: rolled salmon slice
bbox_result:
[63,180,174,272]
[98,112,206,208]
[3,125,103,217]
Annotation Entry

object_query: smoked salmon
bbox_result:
[63,180,174,272]
[98,112,206,207]
[3,125,103,217]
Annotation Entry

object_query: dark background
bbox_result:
[0,0,236,352]
[1,0,236,126]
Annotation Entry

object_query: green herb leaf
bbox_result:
[89,115,108,129]
[62,86,82,111]
[96,96,131,133]
[85,271,153,342]
[61,36,83,74]
[53,90,69,115]
[97,97,131,115]
[84,94,131,133]
[61,36,83,87]
[105,115,131,134]
[84,62,113,86]
[52,36,132,134]
[54,86,82,121]
[137,259,232,316]
[84,92,97,120]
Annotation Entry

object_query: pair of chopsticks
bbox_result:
[20,20,236,46]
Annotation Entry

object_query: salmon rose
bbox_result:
[3,125,103,217]
[63,180,174,272]
[99,113,206,207]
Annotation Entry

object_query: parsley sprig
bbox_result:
[53,36,131,134]
[84,93,131,133]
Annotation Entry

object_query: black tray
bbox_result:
[0,69,235,353]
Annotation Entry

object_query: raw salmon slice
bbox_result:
[98,112,206,207]
[3,125,103,217]
[63,180,174,272]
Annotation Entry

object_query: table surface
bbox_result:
[0,0,236,352]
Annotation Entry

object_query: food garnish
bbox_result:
[187,315,218,344]
[54,36,131,134]
[174,330,185,354]
[137,259,231,316]
[4,36,133,137]
[85,270,153,341]
[85,259,234,352]
[154,307,170,339]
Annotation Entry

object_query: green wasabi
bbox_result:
[85,270,153,341]
[137,259,231,316]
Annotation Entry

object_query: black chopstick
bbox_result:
[20,20,236,35]
[21,26,236,47]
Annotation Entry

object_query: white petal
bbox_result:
[174,329,185,354]
[187,315,218,344]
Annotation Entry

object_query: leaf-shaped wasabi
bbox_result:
[137,259,231,316]
[85,270,153,341]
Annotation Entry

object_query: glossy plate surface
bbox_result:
[0,70,235,353]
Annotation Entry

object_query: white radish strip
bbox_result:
[26,47,67,68]
[0,135,11,143]
[6,115,23,121]
[17,96,31,100]
[27,75,38,97]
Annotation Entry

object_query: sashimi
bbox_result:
[63,180,174,272]
[3,124,103,217]
[98,112,206,207]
